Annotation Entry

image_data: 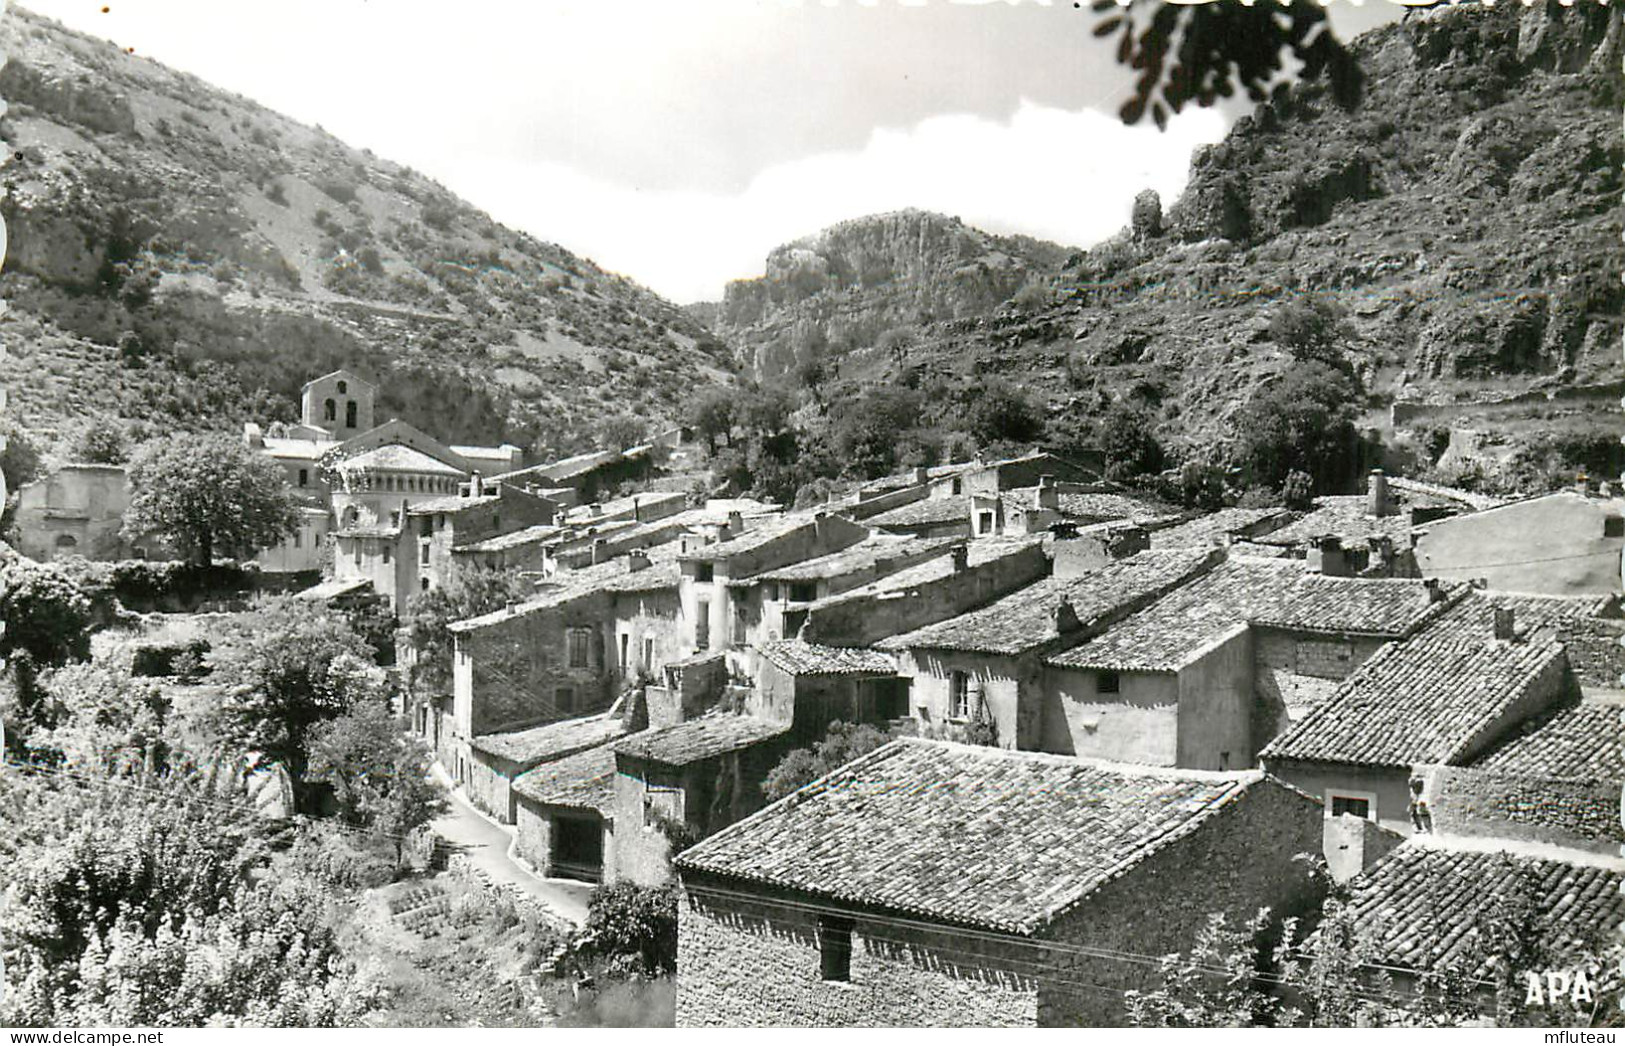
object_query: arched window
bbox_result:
[324,398,336,422]
[53,534,79,560]
[341,506,359,528]
[345,401,358,429]
[337,380,348,394]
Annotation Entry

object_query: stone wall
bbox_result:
[1039,778,1328,1025]
[1175,624,1254,770]
[803,541,1049,647]
[613,766,680,886]
[1253,628,1386,681]
[1427,764,1622,854]
[1038,665,1179,763]
[455,590,616,736]
[465,749,524,823]
[676,879,1040,1027]
[515,797,618,882]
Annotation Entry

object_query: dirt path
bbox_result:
[430,771,594,926]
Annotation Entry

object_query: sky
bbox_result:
[23,0,1409,304]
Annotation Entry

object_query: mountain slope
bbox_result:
[701,208,1071,379]
[0,6,736,459]
[701,1,1623,493]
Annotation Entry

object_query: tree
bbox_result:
[967,381,1045,450]
[829,387,925,480]
[124,433,300,565]
[1100,400,1165,482]
[32,662,174,774]
[1268,296,1355,370]
[0,422,43,494]
[1281,470,1316,510]
[0,771,382,1026]
[73,418,131,465]
[763,721,893,802]
[405,566,533,695]
[597,414,647,452]
[582,882,678,975]
[688,388,737,454]
[307,701,445,859]
[1125,910,1301,1028]
[205,600,381,801]
[1092,0,1363,130]
[0,557,95,668]
[1232,362,1359,493]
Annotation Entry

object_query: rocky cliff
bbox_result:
[704,209,1070,378]
[716,1,1623,491]
[0,6,735,458]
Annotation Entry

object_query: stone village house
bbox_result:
[674,738,1328,1027]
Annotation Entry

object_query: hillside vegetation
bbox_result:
[0,6,735,461]
[695,0,1624,498]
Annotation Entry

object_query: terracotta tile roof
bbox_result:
[1001,488,1170,523]
[454,522,561,553]
[564,490,686,523]
[867,496,972,529]
[1053,559,1436,672]
[470,713,630,765]
[1433,590,1624,689]
[815,536,1044,609]
[1249,575,1452,636]
[1256,496,1413,547]
[336,444,466,476]
[1050,558,1303,670]
[1386,476,1505,512]
[759,640,897,677]
[333,524,400,540]
[594,559,682,595]
[1337,844,1625,977]
[1150,507,1298,549]
[736,535,959,585]
[676,739,1266,934]
[613,714,788,766]
[679,513,816,560]
[1260,619,1568,768]
[879,548,1217,656]
[450,544,684,630]
[1465,700,1623,782]
[512,742,620,815]
[405,493,500,515]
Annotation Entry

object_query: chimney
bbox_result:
[1053,598,1082,636]
[1424,577,1446,604]
[472,472,484,497]
[591,538,607,565]
[589,502,603,517]
[632,495,642,522]
[627,550,651,573]
[950,545,969,573]
[1367,469,1390,518]
[913,465,929,485]
[1037,474,1059,511]
[1306,535,1347,577]
[1576,473,1592,498]
[726,510,744,537]
[1367,535,1394,575]
[1493,605,1517,642]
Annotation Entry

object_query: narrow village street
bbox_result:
[431,766,594,927]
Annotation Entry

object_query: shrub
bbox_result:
[1100,401,1165,482]
[582,883,678,975]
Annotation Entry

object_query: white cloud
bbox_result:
[426,100,1231,304]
